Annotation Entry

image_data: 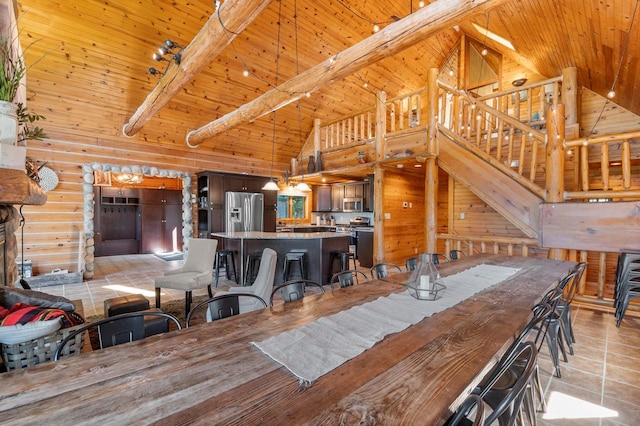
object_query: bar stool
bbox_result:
[282,251,307,281]
[244,251,262,286]
[214,249,238,286]
[329,250,357,275]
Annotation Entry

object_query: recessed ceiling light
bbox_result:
[414,164,422,168]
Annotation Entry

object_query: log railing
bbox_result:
[385,88,429,133]
[564,130,640,200]
[436,81,547,191]
[319,108,376,151]
[438,234,626,310]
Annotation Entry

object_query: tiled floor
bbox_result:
[33,254,640,425]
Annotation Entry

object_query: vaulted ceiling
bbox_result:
[17,0,640,172]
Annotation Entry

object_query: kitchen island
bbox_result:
[212,231,350,285]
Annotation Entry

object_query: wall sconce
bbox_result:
[148,39,184,76]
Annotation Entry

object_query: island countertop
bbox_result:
[211,231,349,239]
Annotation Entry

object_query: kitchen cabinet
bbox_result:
[313,185,332,212]
[331,184,344,212]
[356,230,374,268]
[344,183,364,198]
[197,172,225,238]
[225,174,267,193]
[263,190,277,232]
[141,188,182,253]
[197,171,275,236]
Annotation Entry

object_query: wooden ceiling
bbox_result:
[17,0,640,173]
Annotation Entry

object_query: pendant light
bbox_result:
[262,1,283,192]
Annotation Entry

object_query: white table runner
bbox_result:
[252,264,520,384]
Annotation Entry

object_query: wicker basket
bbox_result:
[1,322,85,371]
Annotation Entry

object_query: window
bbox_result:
[277,195,306,219]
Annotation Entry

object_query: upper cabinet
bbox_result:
[226,174,267,193]
[331,185,344,212]
[313,185,332,212]
[344,183,364,198]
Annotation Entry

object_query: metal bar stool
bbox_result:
[282,251,307,281]
[214,249,238,286]
[329,250,357,275]
[244,251,262,286]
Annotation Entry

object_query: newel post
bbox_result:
[425,68,439,252]
[545,103,567,260]
[373,91,387,264]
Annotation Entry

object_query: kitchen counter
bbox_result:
[212,232,350,284]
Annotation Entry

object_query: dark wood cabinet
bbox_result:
[356,230,374,268]
[197,172,225,238]
[197,171,275,236]
[313,185,332,212]
[263,191,277,232]
[225,174,266,193]
[331,185,344,212]
[141,189,182,253]
[94,187,140,257]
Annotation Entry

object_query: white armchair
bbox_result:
[228,248,277,313]
[154,238,218,314]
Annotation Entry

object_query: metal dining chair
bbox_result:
[369,262,402,279]
[405,257,418,271]
[449,250,466,261]
[54,311,182,361]
[270,279,325,306]
[186,293,267,327]
[330,270,370,289]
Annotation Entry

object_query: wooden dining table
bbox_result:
[0,255,575,425]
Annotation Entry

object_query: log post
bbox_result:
[562,67,578,125]
[373,91,387,264]
[545,103,567,260]
[426,68,439,252]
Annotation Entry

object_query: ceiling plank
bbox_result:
[185,0,512,148]
[122,0,273,137]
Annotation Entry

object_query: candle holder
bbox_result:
[405,253,446,300]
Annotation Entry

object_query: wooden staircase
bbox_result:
[437,127,543,239]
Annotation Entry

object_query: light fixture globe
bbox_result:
[262,179,280,191]
[295,181,311,192]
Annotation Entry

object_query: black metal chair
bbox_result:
[369,262,402,279]
[449,250,466,261]
[445,394,484,426]
[447,342,538,426]
[185,293,267,327]
[270,279,325,305]
[555,262,588,352]
[614,252,640,326]
[405,257,418,271]
[54,311,182,361]
[330,270,370,289]
[430,253,449,264]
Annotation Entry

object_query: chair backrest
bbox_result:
[186,293,268,327]
[241,248,277,307]
[563,262,587,305]
[405,257,418,271]
[430,253,449,264]
[270,280,325,305]
[482,341,537,425]
[449,250,466,261]
[331,270,369,289]
[54,311,182,361]
[446,394,485,426]
[369,262,402,279]
[182,238,218,273]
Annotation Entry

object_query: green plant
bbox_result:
[0,35,26,102]
[16,102,46,142]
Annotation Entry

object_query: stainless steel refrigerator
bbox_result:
[225,192,264,232]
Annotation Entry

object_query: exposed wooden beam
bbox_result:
[122,0,273,137]
[186,0,511,148]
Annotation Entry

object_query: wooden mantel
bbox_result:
[0,169,47,205]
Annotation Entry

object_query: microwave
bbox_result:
[343,197,363,212]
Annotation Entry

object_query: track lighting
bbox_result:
[148,39,184,76]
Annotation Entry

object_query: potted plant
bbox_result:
[0,34,46,170]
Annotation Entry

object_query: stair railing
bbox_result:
[436,80,548,190]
